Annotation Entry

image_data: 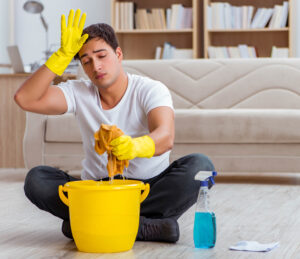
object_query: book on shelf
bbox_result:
[233,6,242,29]
[162,42,174,59]
[242,6,254,29]
[238,44,249,58]
[251,8,273,29]
[166,8,171,29]
[115,2,192,30]
[152,8,166,29]
[115,2,134,30]
[206,5,212,29]
[268,1,289,28]
[268,5,282,28]
[208,45,257,59]
[280,1,289,28]
[147,10,155,29]
[228,47,240,58]
[210,2,225,29]
[169,4,193,29]
[173,48,193,59]
[271,46,289,58]
[247,6,254,29]
[223,3,232,29]
[155,46,162,59]
[269,1,289,29]
[170,4,180,29]
[208,3,255,29]
[206,1,289,30]
[155,42,193,59]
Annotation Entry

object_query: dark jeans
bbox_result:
[24,153,214,221]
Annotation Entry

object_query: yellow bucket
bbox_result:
[58,179,150,253]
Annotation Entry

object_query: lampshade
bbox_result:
[23,1,44,14]
[23,0,49,60]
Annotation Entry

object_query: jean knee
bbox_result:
[24,166,44,200]
[24,165,60,204]
[184,153,215,173]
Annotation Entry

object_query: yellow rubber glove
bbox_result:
[45,9,88,75]
[110,135,155,160]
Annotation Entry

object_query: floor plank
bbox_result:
[1,169,300,258]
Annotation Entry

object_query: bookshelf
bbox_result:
[111,0,201,59]
[203,0,295,58]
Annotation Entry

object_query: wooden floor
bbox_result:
[1,169,300,259]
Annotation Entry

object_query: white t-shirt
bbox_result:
[57,73,174,180]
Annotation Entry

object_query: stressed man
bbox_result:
[15,9,214,243]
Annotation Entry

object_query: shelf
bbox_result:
[204,0,294,58]
[112,0,199,59]
[208,28,289,33]
[115,29,193,34]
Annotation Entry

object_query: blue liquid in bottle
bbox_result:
[193,212,216,248]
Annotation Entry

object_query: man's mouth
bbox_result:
[95,73,106,79]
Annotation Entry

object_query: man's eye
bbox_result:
[82,60,90,65]
[98,55,106,59]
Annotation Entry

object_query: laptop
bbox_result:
[7,45,26,73]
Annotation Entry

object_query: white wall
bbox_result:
[14,0,111,65]
[0,0,11,64]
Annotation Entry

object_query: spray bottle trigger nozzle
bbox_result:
[209,176,215,185]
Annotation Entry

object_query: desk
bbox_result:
[0,73,76,168]
[0,74,31,167]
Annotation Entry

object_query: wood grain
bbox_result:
[1,168,299,258]
[0,75,30,168]
[0,73,76,168]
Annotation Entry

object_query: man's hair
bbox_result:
[74,23,119,60]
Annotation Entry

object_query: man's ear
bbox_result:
[116,47,123,60]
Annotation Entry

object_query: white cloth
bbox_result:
[57,73,174,180]
[229,241,279,252]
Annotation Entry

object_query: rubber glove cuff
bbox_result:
[45,50,73,76]
[110,135,155,160]
[134,135,155,158]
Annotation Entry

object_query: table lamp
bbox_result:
[23,1,50,60]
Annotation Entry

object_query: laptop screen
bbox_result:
[7,45,25,73]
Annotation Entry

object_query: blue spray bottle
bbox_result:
[193,171,217,249]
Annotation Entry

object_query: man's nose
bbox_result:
[92,60,102,71]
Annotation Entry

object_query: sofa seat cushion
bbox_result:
[45,114,82,143]
[175,109,300,143]
[45,109,300,144]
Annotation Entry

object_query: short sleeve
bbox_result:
[56,81,76,114]
[141,81,174,115]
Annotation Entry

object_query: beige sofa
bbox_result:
[24,59,300,175]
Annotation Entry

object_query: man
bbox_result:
[15,9,214,243]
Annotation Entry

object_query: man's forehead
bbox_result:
[79,39,109,58]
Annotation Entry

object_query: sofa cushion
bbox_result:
[45,114,82,143]
[45,110,300,144]
[175,109,300,143]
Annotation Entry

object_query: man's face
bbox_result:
[78,38,122,89]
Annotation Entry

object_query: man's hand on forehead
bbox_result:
[45,9,88,76]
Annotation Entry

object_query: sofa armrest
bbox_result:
[23,112,47,169]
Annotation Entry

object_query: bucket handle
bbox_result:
[140,183,150,203]
[58,185,69,207]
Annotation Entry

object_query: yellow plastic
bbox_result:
[110,135,155,160]
[45,9,88,75]
[58,179,150,253]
